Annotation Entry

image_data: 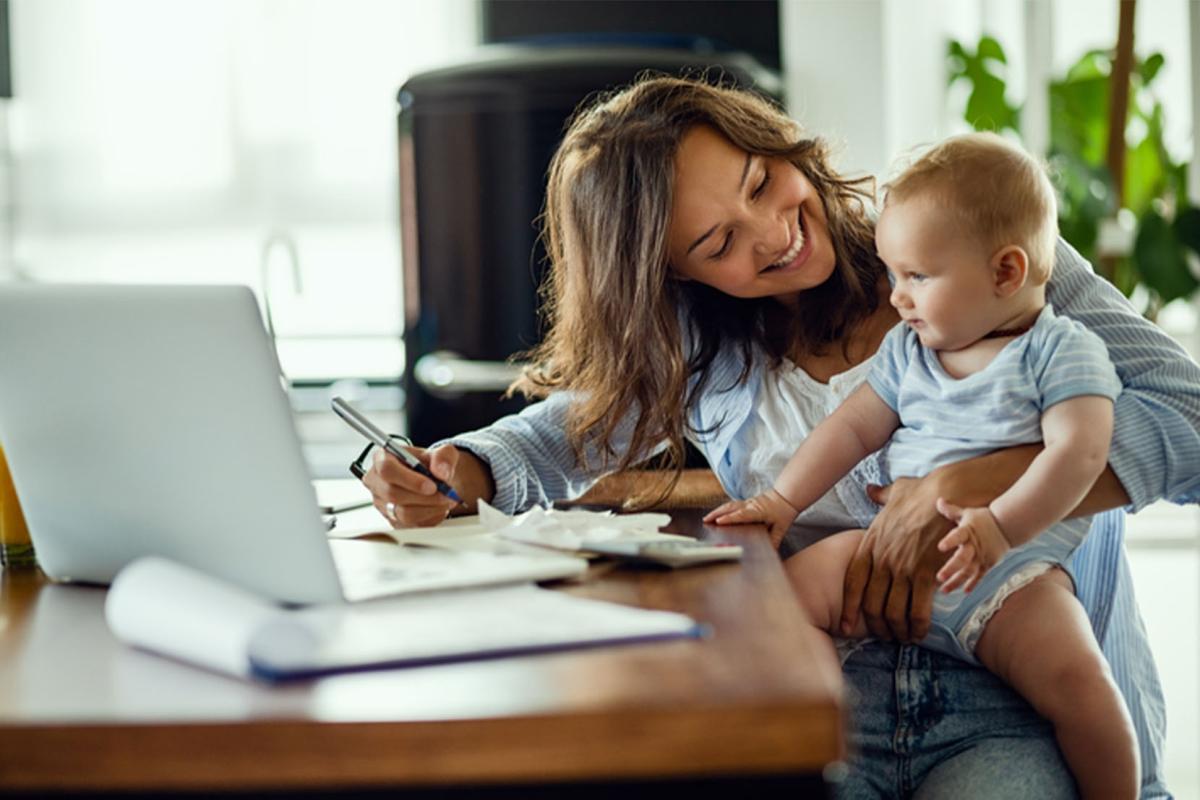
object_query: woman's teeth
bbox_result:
[767,227,805,270]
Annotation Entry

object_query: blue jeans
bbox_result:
[836,642,1078,799]
[784,511,1170,798]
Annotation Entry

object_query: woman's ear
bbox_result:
[991,246,1029,297]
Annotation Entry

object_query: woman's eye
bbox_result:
[710,232,733,260]
[752,170,772,199]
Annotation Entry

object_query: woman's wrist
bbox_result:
[449,448,496,515]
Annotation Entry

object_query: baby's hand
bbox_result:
[933,498,1010,593]
[704,490,800,548]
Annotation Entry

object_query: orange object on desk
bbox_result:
[0,443,35,568]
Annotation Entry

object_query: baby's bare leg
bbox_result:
[783,530,870,639]
[974,568,1139,800]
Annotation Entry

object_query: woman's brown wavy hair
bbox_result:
[511,74,883,505]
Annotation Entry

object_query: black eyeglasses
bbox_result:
[349,432,414,480]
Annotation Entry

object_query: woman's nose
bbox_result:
[752,214,791,255]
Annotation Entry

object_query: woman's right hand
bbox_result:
[361,444,492,528]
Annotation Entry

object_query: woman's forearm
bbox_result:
[443,390,665,513]
[1071,464,1130,515]
[936,444,1130,518]
[1049,242,1200,509]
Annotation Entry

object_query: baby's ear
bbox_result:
[991,246,1028,297]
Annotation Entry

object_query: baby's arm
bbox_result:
[706,383,899,545]
[936,394,1114,592]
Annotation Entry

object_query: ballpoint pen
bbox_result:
[331,396,462,503]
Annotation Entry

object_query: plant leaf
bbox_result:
[1135,209,1200,303]
[1065,49,1111,81]
[1124,137,1167,216]
[1050,73,1109,164]
[949,36,1019,134]
[965,74,1018,131]
[1175,206,1200,255]
[978,36,1007,64]
[1137,52,1165,85]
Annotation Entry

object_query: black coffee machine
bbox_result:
[397,45,780,444]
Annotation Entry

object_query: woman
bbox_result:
[365,76,1196,798]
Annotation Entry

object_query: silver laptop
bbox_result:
[0,284,584,604]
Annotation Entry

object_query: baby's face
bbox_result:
[875,197,1000,352]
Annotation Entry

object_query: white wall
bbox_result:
[780,0,887,178]
[780,0,1194,188]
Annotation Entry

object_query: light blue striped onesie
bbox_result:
[866,303,1123,663]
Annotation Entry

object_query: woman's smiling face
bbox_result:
[667,125,837,303]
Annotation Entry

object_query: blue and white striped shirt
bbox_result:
[445,240,1195,798]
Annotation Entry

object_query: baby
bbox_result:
[707,132,1138,799]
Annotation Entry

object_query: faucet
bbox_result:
[259,230,302,382]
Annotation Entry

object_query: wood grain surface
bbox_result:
[0,508,842,792]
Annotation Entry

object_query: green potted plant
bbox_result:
[947,34,1200,318]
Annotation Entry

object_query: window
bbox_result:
[6,0,479,382]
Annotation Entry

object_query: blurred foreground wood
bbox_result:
[577,468,729,510]
[0,510,842,794]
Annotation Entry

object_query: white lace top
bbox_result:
[731,356,877,529]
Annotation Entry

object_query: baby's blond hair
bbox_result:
[884,132,1058,284]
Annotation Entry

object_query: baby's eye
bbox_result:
[910,273,928,283]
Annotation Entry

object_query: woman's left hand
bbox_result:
[839,445,1041,642]
[838,475,950,642]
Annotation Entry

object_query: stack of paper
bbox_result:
[361,501,743,568]
[106,557,703,682]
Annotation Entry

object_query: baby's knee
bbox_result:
[783,530,864,632]
[1041,649,1120,718]
[802,528,864,566]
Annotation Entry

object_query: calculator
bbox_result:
[581,539,743,569]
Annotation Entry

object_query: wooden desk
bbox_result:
[0,511,843,795]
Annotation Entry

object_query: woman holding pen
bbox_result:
[362,76,1196,798]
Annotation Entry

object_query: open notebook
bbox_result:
[106,557,705,682]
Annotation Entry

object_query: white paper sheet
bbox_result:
[248,583,702,680]
[105,556,281,678]
[336,501,689,556]
[478,500,675,550]
[105,557,702,682]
